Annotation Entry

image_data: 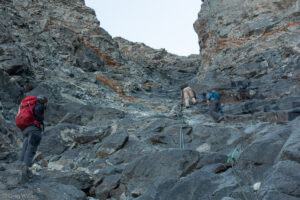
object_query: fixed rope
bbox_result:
[227,148,248,200]
[177,104,185,150]
[179,116,184,150]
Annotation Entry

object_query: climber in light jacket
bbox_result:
[181,84,197,108]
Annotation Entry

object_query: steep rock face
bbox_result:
[194,0,300,122]
[0,0,124,171]
[0,0,203,199]
[192,0,300,199]
[0,0,122,112]
[0,0,299,200]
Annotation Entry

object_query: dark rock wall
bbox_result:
[194,0,300,122]
[192,1,300,199]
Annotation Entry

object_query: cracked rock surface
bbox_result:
[0,0,299,199]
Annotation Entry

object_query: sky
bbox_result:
[85,0,202,56]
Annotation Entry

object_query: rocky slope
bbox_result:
[193,0,300,123]
[0,0,299,200]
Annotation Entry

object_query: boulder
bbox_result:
[259,161,300,200]
[94,174,121,199]
[278,117,300,163]
[96,130,129,158]
[121,150,201,198]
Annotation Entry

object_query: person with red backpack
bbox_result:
[16,95,48,167]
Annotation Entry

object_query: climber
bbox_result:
[16,95,48,167]
[181,84,197,108]
[204,91,225,122]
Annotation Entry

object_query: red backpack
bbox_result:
[15,96,39,131]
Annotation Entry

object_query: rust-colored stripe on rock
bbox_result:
[262,21,300,38]
[124,95,141,103]
[96,74,141,103]
[215,21,300,50]
[96,74,124,94]
[144,82,162,88]
[199,21,300,84]
[61,22,120,67]
[145,104,167,112]
[84,42,119,67]
[96,75,171,111]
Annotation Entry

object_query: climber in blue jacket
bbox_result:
[204,91,225,122]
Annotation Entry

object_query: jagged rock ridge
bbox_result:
[0,0,299,200]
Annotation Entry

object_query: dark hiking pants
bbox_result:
[209,99,222,122]
[19,125,42,167]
